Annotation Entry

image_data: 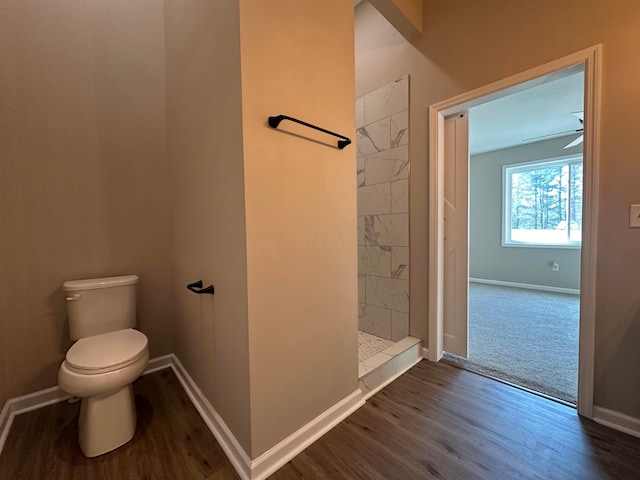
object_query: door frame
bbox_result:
[427,45,602,418]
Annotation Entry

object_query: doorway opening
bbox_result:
[428,46,601,417]
[446,69,584,404]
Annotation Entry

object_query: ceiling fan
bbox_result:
[523,111,583,149]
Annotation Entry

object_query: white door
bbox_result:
[442,113,469,357]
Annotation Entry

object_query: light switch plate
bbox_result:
[630,204,640,228]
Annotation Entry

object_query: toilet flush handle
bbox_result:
[65,293,81,301]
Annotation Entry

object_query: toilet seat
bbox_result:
[65,328,148,375]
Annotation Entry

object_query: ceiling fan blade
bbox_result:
[523,129,583,142]
[564,134,583,149]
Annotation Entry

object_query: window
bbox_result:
[503,156,583,247]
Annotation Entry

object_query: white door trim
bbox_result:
[428,45,602,418]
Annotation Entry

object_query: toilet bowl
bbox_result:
[57,276,149,458]
[59,328,149,457]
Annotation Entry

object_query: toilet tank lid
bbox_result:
[63,275,138,292]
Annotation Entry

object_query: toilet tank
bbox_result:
[63,275,138,340]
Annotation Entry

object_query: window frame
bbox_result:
[502,154,583,249]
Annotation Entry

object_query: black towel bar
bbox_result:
[268,114,352,150]
[186,280,215,295]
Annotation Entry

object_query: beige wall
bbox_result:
[2,0,357,459]
[369,0,423,39]
[164,0,252,452]
[356,0,640,417]
[391,0,423,32]
[239,0,358,457]
[0,0,175,408]
[166,0,358,458]
[470,137,582,290]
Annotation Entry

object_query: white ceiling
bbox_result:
[469,71,584,155]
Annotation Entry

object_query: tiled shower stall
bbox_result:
[356,76,409,342]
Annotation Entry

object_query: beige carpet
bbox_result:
[446,282,579,404]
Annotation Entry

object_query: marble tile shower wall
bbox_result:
[356,76,409,342]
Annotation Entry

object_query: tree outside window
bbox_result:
[503,156,583,247]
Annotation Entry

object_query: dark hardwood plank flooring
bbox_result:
[0,368,239,479]
[2,361,640,479]
[274,361,640,479]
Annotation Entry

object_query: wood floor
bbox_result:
[0,368,239,479]
[2,361,640,479]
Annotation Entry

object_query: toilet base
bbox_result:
[78,385,136,457]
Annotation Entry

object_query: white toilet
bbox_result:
[58,275,149,457]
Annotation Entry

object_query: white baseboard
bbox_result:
[0,353,365,480]
[142,354,174,375]
[593,406,640,439]
[0,385,71,455]
[0,354,177,456]
[168,354,364,480]
[151,355,366,480]
[469,277,580,295]
[421,346,429,359]
[11,353,639,478]
[167,355,253,479]
[250,389,364,480]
